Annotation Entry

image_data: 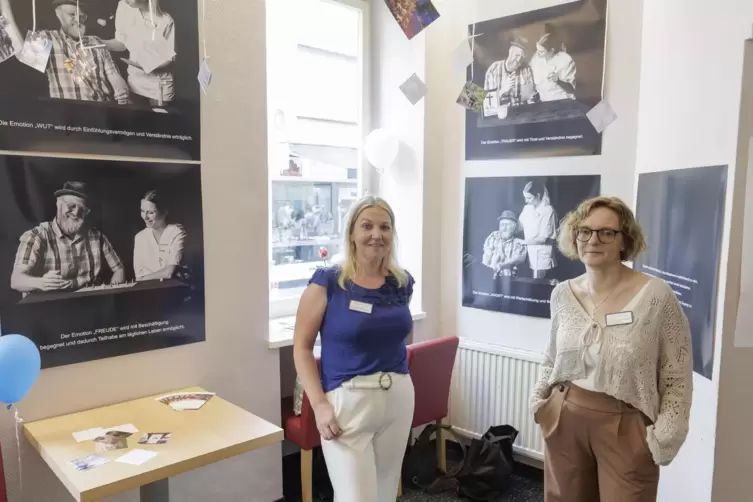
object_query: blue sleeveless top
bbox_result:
[310,266,414,393]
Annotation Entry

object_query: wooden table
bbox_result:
[23,386,284,502]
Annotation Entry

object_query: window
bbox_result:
[266,0,369,318]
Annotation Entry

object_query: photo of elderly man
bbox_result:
[11,181,125,294]
[0,0,130,104]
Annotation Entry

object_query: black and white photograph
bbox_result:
[634,166,728,380]
[0,154,205,368]
[462,174,600,318]
[0,0,200,161]
[466,0,607,160]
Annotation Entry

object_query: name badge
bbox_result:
[349,300,373,314]
[605,311,634,327]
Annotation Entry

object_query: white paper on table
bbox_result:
[115,449,158,465]
[399,73,428,105]
[73,428,105,442]
[586,100,617,133]
[451,39,473,75]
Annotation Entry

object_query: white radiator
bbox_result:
[449,338,545,462]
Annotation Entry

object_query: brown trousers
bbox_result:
[536,382,659,502]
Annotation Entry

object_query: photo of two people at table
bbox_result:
[462,175,600,291]
[469,0,606,125]
[0,158,204,305]
[0,0,198,112]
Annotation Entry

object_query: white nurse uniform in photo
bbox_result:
[519,203,557,277]
[133,223,185,279]
[529,50,576,102]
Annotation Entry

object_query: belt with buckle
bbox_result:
[378,372,393,390]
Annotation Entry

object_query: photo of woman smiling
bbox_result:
[133,190,186,281]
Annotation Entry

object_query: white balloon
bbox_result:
[364,129,399,172]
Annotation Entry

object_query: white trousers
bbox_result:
[322,372,415,502]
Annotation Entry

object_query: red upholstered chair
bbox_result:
[282,358,321,502]
[407,336,460,475]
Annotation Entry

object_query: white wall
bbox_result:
[0,1,284,501]
[371,1,437,342]
[427,0,644,353]
[635,1,753,500]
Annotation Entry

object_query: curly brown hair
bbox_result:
[558,196,647,262]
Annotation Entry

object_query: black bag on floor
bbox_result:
[403,424,519,501]
[402,423,446,489]
[454,425,519,501]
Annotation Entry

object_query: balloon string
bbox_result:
[470,22,476,82]
[149,0,155,40]
[76,0,83,47]
[201,0,207,59]
[14,408,23,493]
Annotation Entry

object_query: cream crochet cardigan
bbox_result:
[530,278,694,466]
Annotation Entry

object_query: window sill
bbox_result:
[268,310,427,349]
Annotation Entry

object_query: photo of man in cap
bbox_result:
[483,36,539,110]
[0,0,129,103]
[481,210,527,279]
[10,181,125,294]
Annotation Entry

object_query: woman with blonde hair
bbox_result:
[530,196,693,502]
[294,195,414,502]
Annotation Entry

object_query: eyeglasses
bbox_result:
[60,199,90,217]
[575,227,621,244]
[63,11,88,23]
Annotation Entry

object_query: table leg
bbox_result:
[140,479,169,502]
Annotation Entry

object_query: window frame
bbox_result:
[268,0,372,320]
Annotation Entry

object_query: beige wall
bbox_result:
[0,0,284,501]
[635,0,753,499]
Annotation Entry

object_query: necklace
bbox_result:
[586,270,622,319]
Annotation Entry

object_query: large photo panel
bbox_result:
[0,154,205,368]
[462,174,600,318]
[634,166,728,380]
[466,0,607,160]
[0,0,200,160]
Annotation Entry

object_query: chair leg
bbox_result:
[436,418,447,473]
[397,474,403,497]
[301,448,313,502]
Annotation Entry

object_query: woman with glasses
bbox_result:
[529,196,693,502]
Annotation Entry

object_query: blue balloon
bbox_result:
[0,334,41,406]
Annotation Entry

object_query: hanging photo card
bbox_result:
[384,0,440,40]
[17,30,51,72]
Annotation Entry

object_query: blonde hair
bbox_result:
[337,195,408,289]
[558,196,647,262]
